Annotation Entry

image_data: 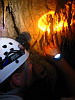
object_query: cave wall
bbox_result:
[0,0,72,53]
[0,0,57,41]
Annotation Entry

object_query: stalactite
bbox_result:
[6,2,20,36]
[67,1,72,34]
[0,0,5,29]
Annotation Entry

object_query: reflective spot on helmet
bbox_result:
[4,52,8,55]
[9,42,13,45]
[2,45,7,48]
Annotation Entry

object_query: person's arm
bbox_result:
[54,57,75,96]
[44,35,75,96]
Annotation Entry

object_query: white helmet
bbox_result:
[0,37,29,84]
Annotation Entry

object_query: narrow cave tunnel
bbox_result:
[0,0,75,100]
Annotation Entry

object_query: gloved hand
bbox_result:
[44,34,60,57]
